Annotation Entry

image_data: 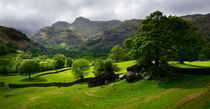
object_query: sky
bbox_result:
[0,0,210,34]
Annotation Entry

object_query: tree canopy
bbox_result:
[108,45,127,62]
[72,59,90,80]
[18,59,40,79]
[124,11,202,66]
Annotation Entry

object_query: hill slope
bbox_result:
[0,60,209,109]
[182,13,210,42]
[0,26,46,54]
[83,19,142,50]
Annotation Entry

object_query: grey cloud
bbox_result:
[0,0,209,34]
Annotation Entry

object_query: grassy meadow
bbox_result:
[0,60,210,109]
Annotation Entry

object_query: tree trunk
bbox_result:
[80,76,84,81]
[28,73,31,79]
[179,60,184,64]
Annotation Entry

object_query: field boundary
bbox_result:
[174,67,210,75]
[35,68,71,77]
[8,78,91,88]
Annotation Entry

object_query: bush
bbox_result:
[72,59,90,80]
[18,59,40,79]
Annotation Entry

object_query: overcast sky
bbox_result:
[0,0,210,34]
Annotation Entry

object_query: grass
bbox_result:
[0,60,210,109]
[115,60,136,74]
[169,61,210,68]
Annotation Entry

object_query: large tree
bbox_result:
[18,59,40,79]
[124,11,202,66]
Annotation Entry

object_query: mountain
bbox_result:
[30,22,82,50]
[182,13,210,42]
[83,19,142,50]
[30,17,121,49]
[70,17,122,39]
[0,26,46,54]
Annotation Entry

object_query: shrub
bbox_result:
[93,60,104,75]
[18,59,40,79]
[72,59,90,80]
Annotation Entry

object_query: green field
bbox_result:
[0,60,210,109]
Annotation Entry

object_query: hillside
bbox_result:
[182,13,210,42]
[83,19,142,50]
[0,60,210,109]
[0,26,46,54]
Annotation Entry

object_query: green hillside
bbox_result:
[0,60,210,109]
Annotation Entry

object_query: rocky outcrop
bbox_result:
[88,70,117,87]
[125,71,141,82]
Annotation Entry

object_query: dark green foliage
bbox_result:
[0,44,7,56]
[72,59,90,80]
[172,19,203,63]
[65,57,73,67]
[18,59,40,79]
[53,54,66,69]
[108,45,128,62]
[125,11,202,64]
[125,11,203,76]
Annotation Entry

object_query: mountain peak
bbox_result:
[52,21,70,28]
[74,17,91,24]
